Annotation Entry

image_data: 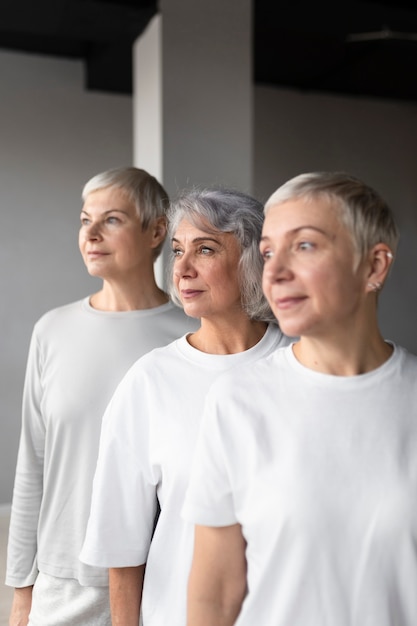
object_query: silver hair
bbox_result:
[82,167,169,259]
[265,172,399,259]
[166,187,276,322]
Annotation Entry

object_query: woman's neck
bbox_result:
[187,317,268,355]
[90,280,169,312]
[292,331,393,376]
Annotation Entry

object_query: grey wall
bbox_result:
[0,50,132,505]
[161,0,252,194]
[254,85,417,355]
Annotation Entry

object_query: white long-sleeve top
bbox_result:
[6,297,197,588]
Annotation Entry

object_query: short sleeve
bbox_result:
[182,384,237,527]
[80,362,159,568]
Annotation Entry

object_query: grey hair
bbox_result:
[166,187,276,322]
[265,172,399,260]
[82,167,169,259]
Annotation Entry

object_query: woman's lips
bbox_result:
[274,296,306,310]
[180,289,204,299]
[87,251,108,258]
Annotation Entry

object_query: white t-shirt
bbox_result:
[80,324,289,625]
[6,297,197,588]
[183,343,417,626]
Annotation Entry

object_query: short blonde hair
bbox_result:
[265,172,399,259]
[82,167,169,259]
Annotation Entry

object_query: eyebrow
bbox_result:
[260,225,330,242]
[80,209,129,216]
[171,236,221,244]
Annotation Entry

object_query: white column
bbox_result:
[133,15,164,285]
[132,1,253,285]
[133,15,163,181]
[161,0,253,194]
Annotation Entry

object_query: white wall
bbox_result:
[254,85,417,354]
[0,50,132,504]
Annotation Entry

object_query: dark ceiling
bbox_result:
[1,0,417,102]
[255,0,417,102]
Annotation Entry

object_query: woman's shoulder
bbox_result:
[34,298,86,331]
[119,335,188,383]
[394,343,417,374]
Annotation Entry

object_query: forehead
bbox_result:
[82,186,135,212]
[174,217,219,238]
[173,218,241,251]
[263,195,346,237]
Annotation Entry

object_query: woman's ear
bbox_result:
[365,244,394,293]
[150,216,167,249]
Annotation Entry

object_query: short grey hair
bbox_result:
[166,187,276,322]
[265,172,399,260]
[82,167,169,259]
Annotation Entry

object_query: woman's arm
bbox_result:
[9,586,33,626]
[187,524,247,626]
[109,565,145,626]
[7,330,44,589]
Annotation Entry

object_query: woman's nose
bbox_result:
[263,251,291,283]
[174,252,197,278]
[84,222,102,241]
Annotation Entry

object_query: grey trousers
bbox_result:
[28,572,111,626]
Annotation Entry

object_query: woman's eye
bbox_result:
[172,248,183,257]
[261,249,273,261]
[80,218,90,226]
[297,241,315,251]
[106,216,120,225]
[199,246,213,255]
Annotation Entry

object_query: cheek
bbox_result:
[119,235,142,258]
[311,266,358,307]
[222,267,242,298]
[262,272,271,297]
[172,272,180,292]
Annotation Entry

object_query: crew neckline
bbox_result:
[81,296,176,317]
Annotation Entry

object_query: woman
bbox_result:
[80,187,290,626]
[6,167,197,626]
[184,172,417,626]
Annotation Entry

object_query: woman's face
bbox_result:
[172,218,242,320]
[260,196,367,339]
[79,186,158,282]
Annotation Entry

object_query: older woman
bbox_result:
[184,172,417,626]
[6,167,197,626]
[80,187,290,626]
